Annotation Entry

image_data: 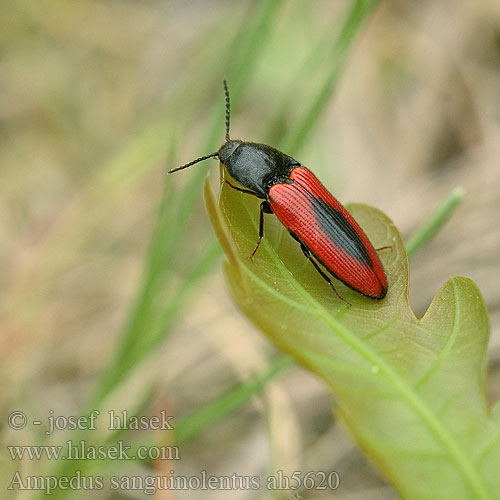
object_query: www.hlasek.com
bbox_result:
[8,470,340,495]
[7,439,179,461]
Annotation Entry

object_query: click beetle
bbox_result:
[169,80,388,303]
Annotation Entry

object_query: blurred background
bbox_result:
[1,0,500,498]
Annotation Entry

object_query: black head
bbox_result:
[218,140,241,164]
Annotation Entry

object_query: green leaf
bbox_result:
[205,178,500,500]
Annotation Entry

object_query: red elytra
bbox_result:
[269,167,387,299]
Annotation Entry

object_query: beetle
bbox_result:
[168,80,388,303]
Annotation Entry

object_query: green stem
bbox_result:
[406,187,465,258]
[174,355,294,444]
[283,0,379,154]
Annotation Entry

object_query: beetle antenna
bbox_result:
[169,79,231,174]
[168,152,219,174]
[223,78,230,142]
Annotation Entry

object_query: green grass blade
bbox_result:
[201,0,285,151]
[282,0,379,154]
[406,187,465,258]
[91,0,285,407]
[175,355,294,444]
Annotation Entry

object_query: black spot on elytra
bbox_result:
[311,198,372,266]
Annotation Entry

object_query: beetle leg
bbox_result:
[295,237,351,306]
[250,201,271,259]
[223,179,259,197]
